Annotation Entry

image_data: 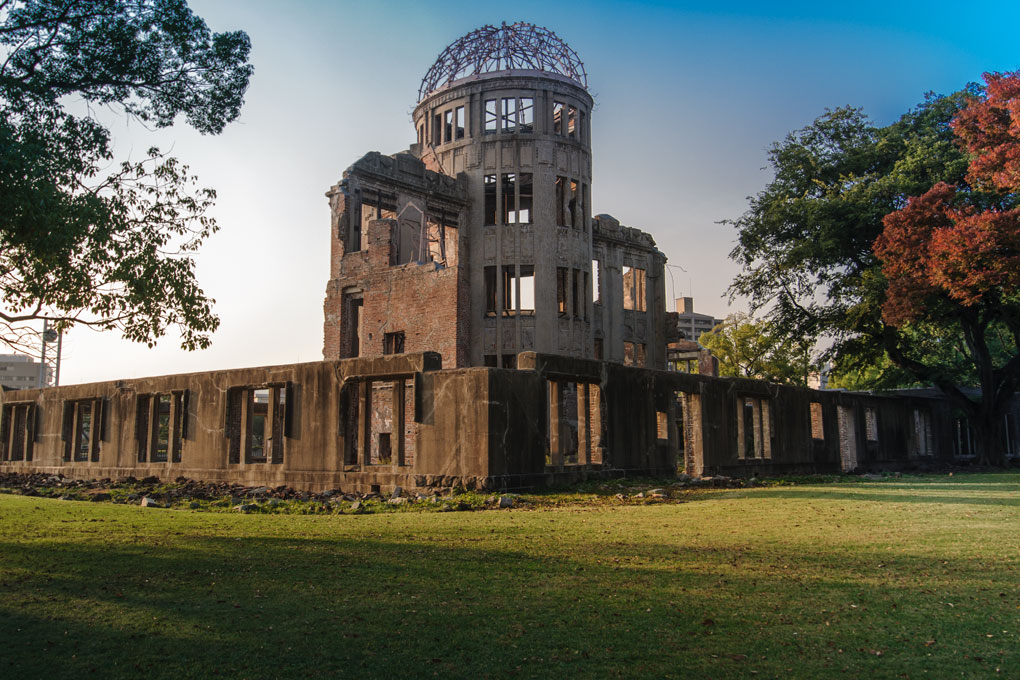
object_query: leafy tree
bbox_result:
[872,74,1020,464]
[729,76,1020,464]
[698,313,814,385]
[0,0,252,353]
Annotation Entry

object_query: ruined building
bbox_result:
[2,24,1018,491]
[323,24,666,370]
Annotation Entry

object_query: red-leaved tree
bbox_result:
[874,72,1020,465]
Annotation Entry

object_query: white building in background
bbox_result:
[674,297,725,343]
[0,354,51,390]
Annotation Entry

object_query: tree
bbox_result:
[0,0,252,354]
[729,76,1020,465]
[698,313,814,385]
[872,75,1020,465]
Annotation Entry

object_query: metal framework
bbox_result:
[419,22,587,101]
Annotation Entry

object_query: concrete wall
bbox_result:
[4,354,1017,492]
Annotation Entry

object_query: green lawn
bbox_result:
[2,474,1019,679]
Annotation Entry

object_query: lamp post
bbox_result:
[39,321,58,388]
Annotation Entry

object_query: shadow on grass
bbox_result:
[748,474,1020,507]
[1,508,1018,679]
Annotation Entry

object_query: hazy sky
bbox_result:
[49,0,1020,385]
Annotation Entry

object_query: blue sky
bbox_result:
[54,0,1020,384]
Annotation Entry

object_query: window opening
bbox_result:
[383,331,405,355]
[518,173,533,223]
[342,293,363,358]
[579,110,586,141]
[501,173,516,224]
[502,354,517,369]
[592,259,601,303]
[594,337,603,360]
[1,403,35,462]
[557,267,569,315]
[250,388,270,461]
[501,97,516,132]
[432,113,441,145]
[553,102,564,135]
[865,407,879,442]
[444,109,453,143]
[567,105,577,137]
[519,98,534,132]
[484,174,497,225]
[484,99,498,133]
[484,266,497,315]
[154,394,171,462]
[455,106,465,139]
[568,180,578,228]
[555,176,566,226]
[622,266,646,311]
[75,401,92,462]
[810,402,824,440]
[583,271,590,320]
[519,265,534,314]
[484,355,498,367]
[572,269,581,318]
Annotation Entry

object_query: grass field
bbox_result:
[1,473,1019,679]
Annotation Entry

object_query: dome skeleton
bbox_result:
[418,22,588,101]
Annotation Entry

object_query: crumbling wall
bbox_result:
[323,152,469,367]
[591,215,668,370]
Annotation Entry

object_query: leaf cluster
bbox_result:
[0,0,252,353]
[698,312,815,386]
[727,88,980,388]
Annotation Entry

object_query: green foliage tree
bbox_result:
[0,0,252,353]
[698,313,814,385]
[729,79,1020,464]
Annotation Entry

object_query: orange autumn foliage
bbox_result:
[876,72,1020,328]
[953,71,1020,191]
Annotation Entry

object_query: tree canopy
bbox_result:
[0,0,252,354]
[698,313,814,386]
[728,73,1020,464]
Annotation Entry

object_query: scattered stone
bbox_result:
[58,495,72,501]
[349,500,362,512]
[390,486,403,499]
[633,492,645,499]
[614,493,626,501]
[140,476,160,485]
[90,492,111,502]
[387,496,409,506]
[267,498,283,508]
[140,496,163,508]
[498,495,514,509]
[648,488,665,495]
[126,493,140,501]
[189,501,201,509]
[234,503,257,513]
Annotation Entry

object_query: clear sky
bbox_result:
[50,0,1020,385]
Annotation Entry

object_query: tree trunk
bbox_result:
[971,402,1007,467]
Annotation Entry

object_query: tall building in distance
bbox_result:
[0,354,51,390]
[673,297,725,343]
[323,23,668,370]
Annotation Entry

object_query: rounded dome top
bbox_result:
[418,22,587,101]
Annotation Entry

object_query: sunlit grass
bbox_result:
[1,473,1019,678]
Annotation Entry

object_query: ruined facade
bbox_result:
[2,23,1018,492]
[323,24,666,370]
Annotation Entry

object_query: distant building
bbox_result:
[0,354,51,390]
[673,297,724,343]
